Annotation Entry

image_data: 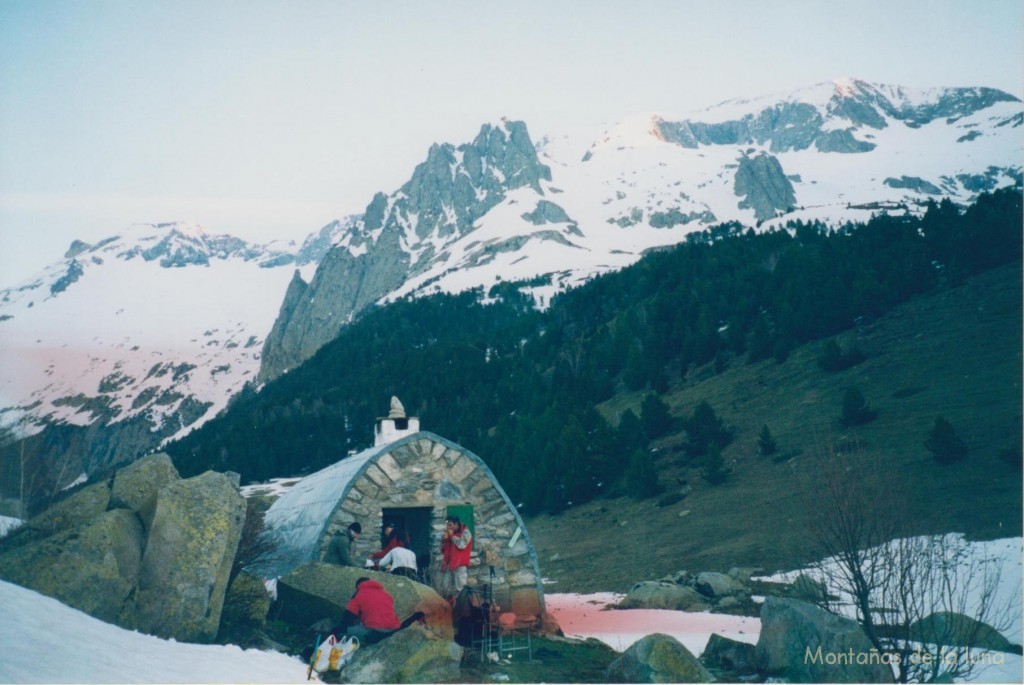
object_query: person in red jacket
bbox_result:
[333,577,423,645]
[440,515,473,602]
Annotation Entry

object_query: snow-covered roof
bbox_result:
[251,440,391,578]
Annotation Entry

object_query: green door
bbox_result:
[445,504,474,536]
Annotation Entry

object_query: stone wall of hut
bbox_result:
[317,436,543,620]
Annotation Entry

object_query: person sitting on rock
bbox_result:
[333,577,424,645]
[323,522,361,566]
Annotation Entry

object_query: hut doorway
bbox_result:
[383,506,433,572]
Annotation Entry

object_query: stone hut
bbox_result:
[252,398,546,624]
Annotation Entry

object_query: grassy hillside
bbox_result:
[527,262,1022,593]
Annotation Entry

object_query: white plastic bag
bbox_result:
[315,634,360,672]
[332,635,360,669]
[312,634,337,673]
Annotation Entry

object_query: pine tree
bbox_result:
[617,409,649,457]
[624,448,661,499]
[758,424,777,456]
[640,394,674,439]
[840,387,877,427]
[701,443,730,485]
[685,401,733,456]
[925,416,968,464]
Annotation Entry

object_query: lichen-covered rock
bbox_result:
[756,597,894,683]
[134,470,245,642]
[342,623,463,684]
[275,563,453,640]
[218,571,272,646]
[26,480,111,538]
[110,452,179,530]
[0,508,143,625]
[606,633,714,683]
[619,581,710,612]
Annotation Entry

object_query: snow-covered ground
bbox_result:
[0,536,1019,682]
[755,535,1023,683]
[0,514,21,537]
[0,580,308,684]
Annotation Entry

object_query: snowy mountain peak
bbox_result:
[582,114,667,159]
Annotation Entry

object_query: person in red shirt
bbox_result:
[368,522,410,568]
[440,515,473,602]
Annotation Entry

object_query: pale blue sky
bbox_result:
[1,0,1021,283]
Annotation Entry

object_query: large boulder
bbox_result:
[342,623,463,683]
[0,508,143,625]
[756,597,894,683]
[275,563,454,640]
[110,452,180,531]
[702,633,757,674]
[908,612,1015,653]
[694,571,745,598]
[606,633,714,683]
[26,480,111,538]
[133,471,246,642]
[619,581,710,612]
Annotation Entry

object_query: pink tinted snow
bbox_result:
[544,592,760,655]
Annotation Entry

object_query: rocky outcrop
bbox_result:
[342,623,463,684]
[791,573,828,602]
[756,597,894,683]
[619,581,709,612]
[522,200,574,226]
[275,563,454,640]
[884,175,943,195]
[258,120,551,383]
[134,471,246,641]
[110,452,179,531]
[619,568,754,614]
[0,455,250,643]
[694,571,746,598]
[606,633,714,683]
[734,153,797,221]
[0,508,143,624]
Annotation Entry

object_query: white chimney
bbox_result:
[374,396,420,446]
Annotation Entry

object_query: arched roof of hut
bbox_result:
[250,431,533,579]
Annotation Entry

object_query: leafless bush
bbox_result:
[802,447,1020,682]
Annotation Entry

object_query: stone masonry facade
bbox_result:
[318,436,543,620]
